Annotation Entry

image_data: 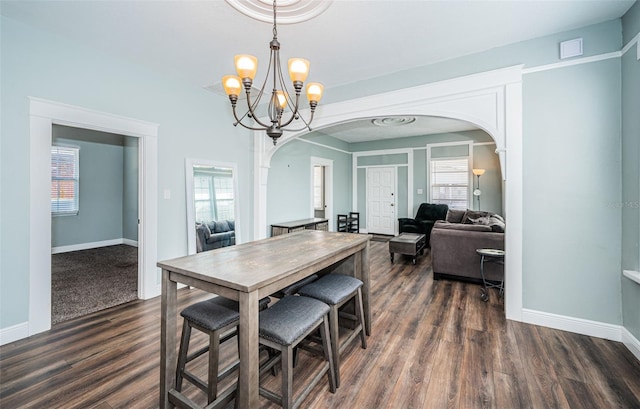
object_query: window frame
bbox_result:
[51,145,80,216]
[426,141,473,210]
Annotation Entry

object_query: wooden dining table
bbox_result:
[157,230,371,409]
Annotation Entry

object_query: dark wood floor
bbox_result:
[2,240,640,408]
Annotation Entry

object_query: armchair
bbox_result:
[398,203,449,246]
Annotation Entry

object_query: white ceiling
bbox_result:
[2,0,634,142]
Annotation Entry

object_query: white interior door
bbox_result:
[366,167,396,235]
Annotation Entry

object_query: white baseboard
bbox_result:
[0,321,29,346]
[52,238,138,254]
[521,308,640,363]
[622,327,640,362]
[122,238,139,247]
[522,308,622,341]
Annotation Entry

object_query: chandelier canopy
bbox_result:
[222,0,324,145]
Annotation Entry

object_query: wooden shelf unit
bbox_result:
[337,212,360,233]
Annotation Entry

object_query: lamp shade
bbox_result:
[222,75,242,96]
[306,82,324,103]
[234,55,258,80]
[472,168,486,176]
[288,58,310,83]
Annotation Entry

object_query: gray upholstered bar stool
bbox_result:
[298,273,367,387]
[176,296,270,405]
[258,295,337,409]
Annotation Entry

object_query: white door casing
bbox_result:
[310,157,333,229]
[366,167,396,235]
[28,98,159,337]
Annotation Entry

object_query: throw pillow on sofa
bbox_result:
[214,220,230,233]
[468,215,490,225]
[445,209,466,223]
[462,210,490,224]
[488,216,505,232]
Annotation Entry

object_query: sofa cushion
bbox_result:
[445,209,466,223]
[227,220,235,230]
[214,220,230,233]
[434,221,492,232]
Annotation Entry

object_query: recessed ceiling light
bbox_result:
[225,0,333,24]
[371,117,416,127]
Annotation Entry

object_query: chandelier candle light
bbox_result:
[222,0,324,145]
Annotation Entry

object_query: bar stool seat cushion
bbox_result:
[181,296,270,331]
[298,274,363,305]
[259,296,330,346]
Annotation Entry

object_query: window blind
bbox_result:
[51,146,80,215]
[430,157,469,209]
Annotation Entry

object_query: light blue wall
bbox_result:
[123,137,139,242]
[51,127,125,247]
[279,19,626,327]
[51,126,139,247]
[267,139,352,235]
[523,58,622,323]
[352,130,502,220]
[0,16,253,329]
[621,1,640,341]
[325,19,624,105]
[301,130,500,232]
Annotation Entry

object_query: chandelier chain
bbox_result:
[272,0,278,39]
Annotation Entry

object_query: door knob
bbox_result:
[390,203,394,206]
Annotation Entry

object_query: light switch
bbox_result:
[417,189,423,194]
[164,189,171,199]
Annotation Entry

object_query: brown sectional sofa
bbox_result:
[430,210,505,283]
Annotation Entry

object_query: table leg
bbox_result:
[160,269,177,409]
[237,291,260,409]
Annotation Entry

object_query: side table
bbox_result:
[476,248,505,302]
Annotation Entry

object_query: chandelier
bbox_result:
[222,0,324,145]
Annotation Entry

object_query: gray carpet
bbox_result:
[51,244,138,325]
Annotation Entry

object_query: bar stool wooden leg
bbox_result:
[175,319,191,392]
[208,330,220,403]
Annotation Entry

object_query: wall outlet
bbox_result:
[163,189,171,199]
[417,189,423,194]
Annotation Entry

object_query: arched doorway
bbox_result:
[253,65,523,321]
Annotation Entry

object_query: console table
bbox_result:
[270,217,328,236]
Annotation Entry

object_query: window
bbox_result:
[51,146,80,215]
[193,167,235,222]
[430,157,469,210]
